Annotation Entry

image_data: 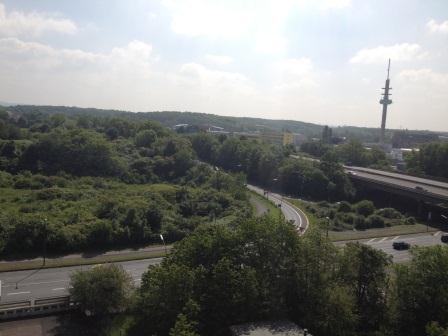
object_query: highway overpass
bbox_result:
[345,166,448,208]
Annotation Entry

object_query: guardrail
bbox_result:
[0,296,77,320]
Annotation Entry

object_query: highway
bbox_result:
[336,231,448,263]
[346,166,448,203]
[0,186,309,307]
[247,184,309,233]
[0,258,162,304]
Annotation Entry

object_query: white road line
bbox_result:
[52,288,66,291]
[378,237,388,243]
[367,238,376,243]
[434,231,441,236]
[2,279,68,288]
[392,236,400,241]
[7,291,31,296]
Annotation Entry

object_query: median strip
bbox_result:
[0,250,167,273]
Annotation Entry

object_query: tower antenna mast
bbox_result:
[379,59,392,145]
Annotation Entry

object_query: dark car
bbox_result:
[393,241,410,250]
[441,234,448,243]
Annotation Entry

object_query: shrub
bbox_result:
[366,215,385,228]
[35,188,64,200]
[355,200,375,217]
[337,201,352,213]
[13,177,32,189]
[405,216,417,225]
[354,215,366,230]
[375,208,402,219]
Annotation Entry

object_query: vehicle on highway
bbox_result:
[441,234,448,243]
[414,186,427,192]
[393,241,410,250]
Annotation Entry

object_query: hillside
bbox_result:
[7,104,399,141]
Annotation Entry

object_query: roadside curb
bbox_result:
[0,252,166,273]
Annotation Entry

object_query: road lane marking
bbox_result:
[367,238,376,243]
[2,279,69,288]
[392,236,400,241]
[378,237,388,243]
[52,288,66,291]
[7,291,31,296]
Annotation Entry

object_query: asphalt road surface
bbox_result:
[336,231,448,263]
[247,184,309,233]
[346,166,448,200]
[0,258,162,305]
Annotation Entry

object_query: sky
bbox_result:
[0,0,447,131]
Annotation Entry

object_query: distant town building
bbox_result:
[391,131,439,148]
[230,320,308,336]
[322,125,332,144]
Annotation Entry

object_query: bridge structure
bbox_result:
[345,166,448,210]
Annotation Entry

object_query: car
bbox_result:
[441,234,448,243]
[414,186,427,192]
[393,241,410,250]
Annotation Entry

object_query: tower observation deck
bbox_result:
[379,59,392,144]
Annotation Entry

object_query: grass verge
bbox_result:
[285,198,437,241]
[0,249,166,273]
[328,224,437,242]
[249,191,283,219]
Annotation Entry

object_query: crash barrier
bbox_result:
[0,296,77,320]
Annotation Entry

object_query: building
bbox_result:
[230,321,309,336]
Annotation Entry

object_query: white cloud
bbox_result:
[204,54,234,65]
[350,43,426,64]
[427,19,448,34]
[273,58,317,90]
[321,0,351,10]
[163,0,252,39]
[0,3,77,37]
[398,68,448,85]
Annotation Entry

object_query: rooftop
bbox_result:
[230,320,308,336]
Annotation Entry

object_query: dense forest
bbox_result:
[4,104,406,141]
[405,142,448,179]
[0,106,249,256]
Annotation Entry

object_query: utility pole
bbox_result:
[379,59,393,145]
[160,234,167,256]
[43,218,48,266]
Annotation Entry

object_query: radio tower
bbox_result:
[379,59,392,145]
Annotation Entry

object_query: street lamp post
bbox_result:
[43,218,48,266]
[325,217,330,238]
[160,234,167,256]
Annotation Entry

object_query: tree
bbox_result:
[135,129,157,148]
[169,313,200,336]
[392,246,448,336]
[69,264,134,317]
[339,243,391,335]
[354,200,375,217]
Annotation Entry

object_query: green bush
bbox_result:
[366,215,385,228]
[405,216,417,225]
[337,201,352,213]
[355,200,375,217]
[375,208,402,219]
[354,215,366,230]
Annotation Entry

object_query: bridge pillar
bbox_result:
[417,200,424,216]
